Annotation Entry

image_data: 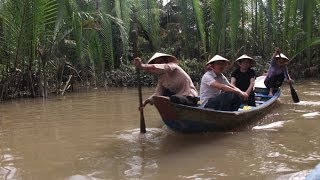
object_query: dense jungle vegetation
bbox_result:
[0,0,319,100]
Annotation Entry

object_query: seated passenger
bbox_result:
[199,55,248,111]
[231,54,256,106]
[133,52,198,109]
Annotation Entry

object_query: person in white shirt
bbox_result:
[199,55,248,111]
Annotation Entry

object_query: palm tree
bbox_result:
[0,0,59,98]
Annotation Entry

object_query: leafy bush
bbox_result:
[104,64,156,87]
[179,58,206,86]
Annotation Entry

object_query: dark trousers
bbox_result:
[162,88,175,97]
[163,88,198,106]
[243,91,256,106]
[264,73,285,88]
[170,95,198,106]
[204,92,241,111]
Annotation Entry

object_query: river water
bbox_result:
[0,79,319,180]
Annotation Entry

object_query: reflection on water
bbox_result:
[252,121,288,131]
[118,128,165,178]
[298,101,320,106]
[302,112,320,118]
[0,81,319,179]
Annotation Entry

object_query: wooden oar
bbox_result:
[289,83,300,103]
[132,30,146,133]
[278,52,300,103]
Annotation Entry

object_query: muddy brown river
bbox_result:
[0,79,319,179]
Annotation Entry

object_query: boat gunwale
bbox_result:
[154,88,281,116]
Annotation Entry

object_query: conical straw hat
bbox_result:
[147,52,178,64]
[275,53,290,65]
[275,53,289,61]
[206,55,230,65]
[235,54,256,67]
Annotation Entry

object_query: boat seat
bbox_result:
[255,93,272,101]
[255,100,265,104]
[255,93,271,98]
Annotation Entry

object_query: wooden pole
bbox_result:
[132,30,146,133]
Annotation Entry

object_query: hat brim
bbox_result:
[206,55,230,65]
[147,56,177,64]
[275,53,289,61]
[207,60,231,67]
[275,58,290,65]
[147,53,178,64]
[234,58,256,67]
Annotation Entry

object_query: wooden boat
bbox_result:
[153,76,281,133]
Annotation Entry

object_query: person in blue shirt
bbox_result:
[264,48,293,96]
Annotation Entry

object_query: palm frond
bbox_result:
[114,0,132,61]
[208,0,227,55]
[64,0,83,67]
[192,0,206,58]
[229,0,240,58]
[134,0,160,51]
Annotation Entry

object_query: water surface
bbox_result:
[0,80,319,179]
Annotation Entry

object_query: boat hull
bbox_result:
[153,90,280,133]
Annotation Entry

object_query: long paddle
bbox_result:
[289,83,300,103]
[278,52,300,103]
[132,30,146,133]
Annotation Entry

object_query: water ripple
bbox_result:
[252,121,288,131]
[297,101,320,106]
[275,170,310,180]
[302,112,320,118]
[116,128,168,144]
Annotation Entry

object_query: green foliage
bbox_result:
[104,64,155,87]
[134,0,160,50]
[229,0,240,59]
[1,0,320,100]
[114,0,132,62]
[179,58,206,85]
[64,0,83,67]
[193,0,206,55]
[208,0,227,55]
